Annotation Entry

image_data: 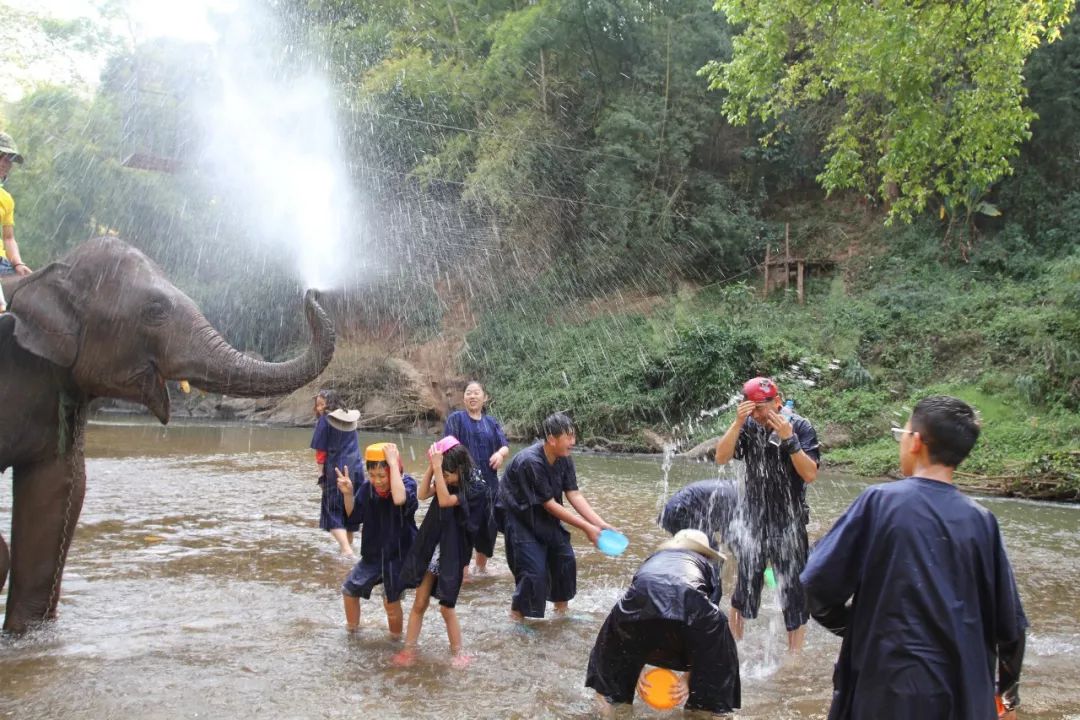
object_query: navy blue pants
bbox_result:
[504,512,576,618]
[342,556,407,602]
[730,522,809,631]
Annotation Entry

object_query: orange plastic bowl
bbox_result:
[638,667,680,710]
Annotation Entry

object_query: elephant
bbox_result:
[0,236,335,633]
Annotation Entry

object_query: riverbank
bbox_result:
[111,235,1079,503]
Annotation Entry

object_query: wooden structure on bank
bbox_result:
[762,223,834,304]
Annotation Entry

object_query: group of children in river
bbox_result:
[309,380,1027,720]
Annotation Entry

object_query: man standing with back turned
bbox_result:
[714,376,819,652]
[801,396,1027,719]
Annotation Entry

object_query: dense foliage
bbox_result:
[702,0,1077,231]
[1,1,1077,485]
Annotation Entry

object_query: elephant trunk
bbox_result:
[166,289,335,397]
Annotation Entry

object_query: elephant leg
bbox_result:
[0,530,8,597]
[5,455,86,633]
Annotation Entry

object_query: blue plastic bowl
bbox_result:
[597,529,629,557]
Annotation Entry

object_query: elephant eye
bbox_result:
[141,299,172,326]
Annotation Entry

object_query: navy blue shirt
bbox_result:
[354,474,419,561]
[613,549,722,628]
[659,480,739,544]
[801,477,1028,720]
[310,417,365,489]
[734,412,819,531]
[498,441,579,541]
[444,410,509,490]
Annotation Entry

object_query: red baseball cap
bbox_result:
[742,377,778,403]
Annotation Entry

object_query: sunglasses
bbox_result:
[890,427,915,442]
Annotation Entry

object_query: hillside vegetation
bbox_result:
[1,1,1077,497]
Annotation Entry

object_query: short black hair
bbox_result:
[542,412,575,439]
[910,395,980,468]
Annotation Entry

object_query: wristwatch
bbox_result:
[780,436,801,455]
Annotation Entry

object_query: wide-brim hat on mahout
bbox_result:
[327,408,360,432]
[658,529,722,561]
[0,132,24,164]
[742,376,778,403]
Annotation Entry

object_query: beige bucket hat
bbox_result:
[327,408,360,432]
[658,529,722,561]
[0,132,24,164]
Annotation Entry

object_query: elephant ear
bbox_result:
[8,262,81,368]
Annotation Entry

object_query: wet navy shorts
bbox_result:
[342,557,407,602]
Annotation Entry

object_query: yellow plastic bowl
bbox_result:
[364,442,389,463]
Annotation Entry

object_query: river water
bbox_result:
[2,420,1078,719]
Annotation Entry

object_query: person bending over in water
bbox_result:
[497,412,617,623]
[311,398,363,557]
[714,377,819,652]
[585,529,741,718]
[801,396,1027,720]
[658,479,741,603]
[337,442,418,636]
[394,439,482,667]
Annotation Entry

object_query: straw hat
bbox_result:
[327,408,360,432]
[659,529,722,561]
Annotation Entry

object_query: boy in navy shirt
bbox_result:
[801,396,1027,719]
[337,442,418,636]
[498,412,618,622]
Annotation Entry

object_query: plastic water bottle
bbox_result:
[768,400,795,446]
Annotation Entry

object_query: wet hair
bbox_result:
[542,412,575,439]
[441,444,477,488]
[464,380,486,394]
[910,396,981,468]
[317,389,344,413]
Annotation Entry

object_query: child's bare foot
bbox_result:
[391,649,417,667]
[345,623,360,633]
[728,607,744,641]
[451,653,472,669]
[787,624,807,653]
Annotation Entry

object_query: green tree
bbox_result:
[702,0,1077,236]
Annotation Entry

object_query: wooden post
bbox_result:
[539,48,548,115]
[797,260,805,304]
[763,244,771,297]
[784,222,791,292]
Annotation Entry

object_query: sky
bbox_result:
[7,0,237,43]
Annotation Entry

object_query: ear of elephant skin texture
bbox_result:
[8,263,81,368]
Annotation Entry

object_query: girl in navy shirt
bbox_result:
[394,438,482,668]
[310,395,363,557]
[444,381,510,574]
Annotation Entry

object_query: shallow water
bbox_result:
[2,419,1078,719]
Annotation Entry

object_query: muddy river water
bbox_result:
[2,420,1078,718]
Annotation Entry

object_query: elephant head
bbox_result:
[0,236,335,632]
[6,236,334,419]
